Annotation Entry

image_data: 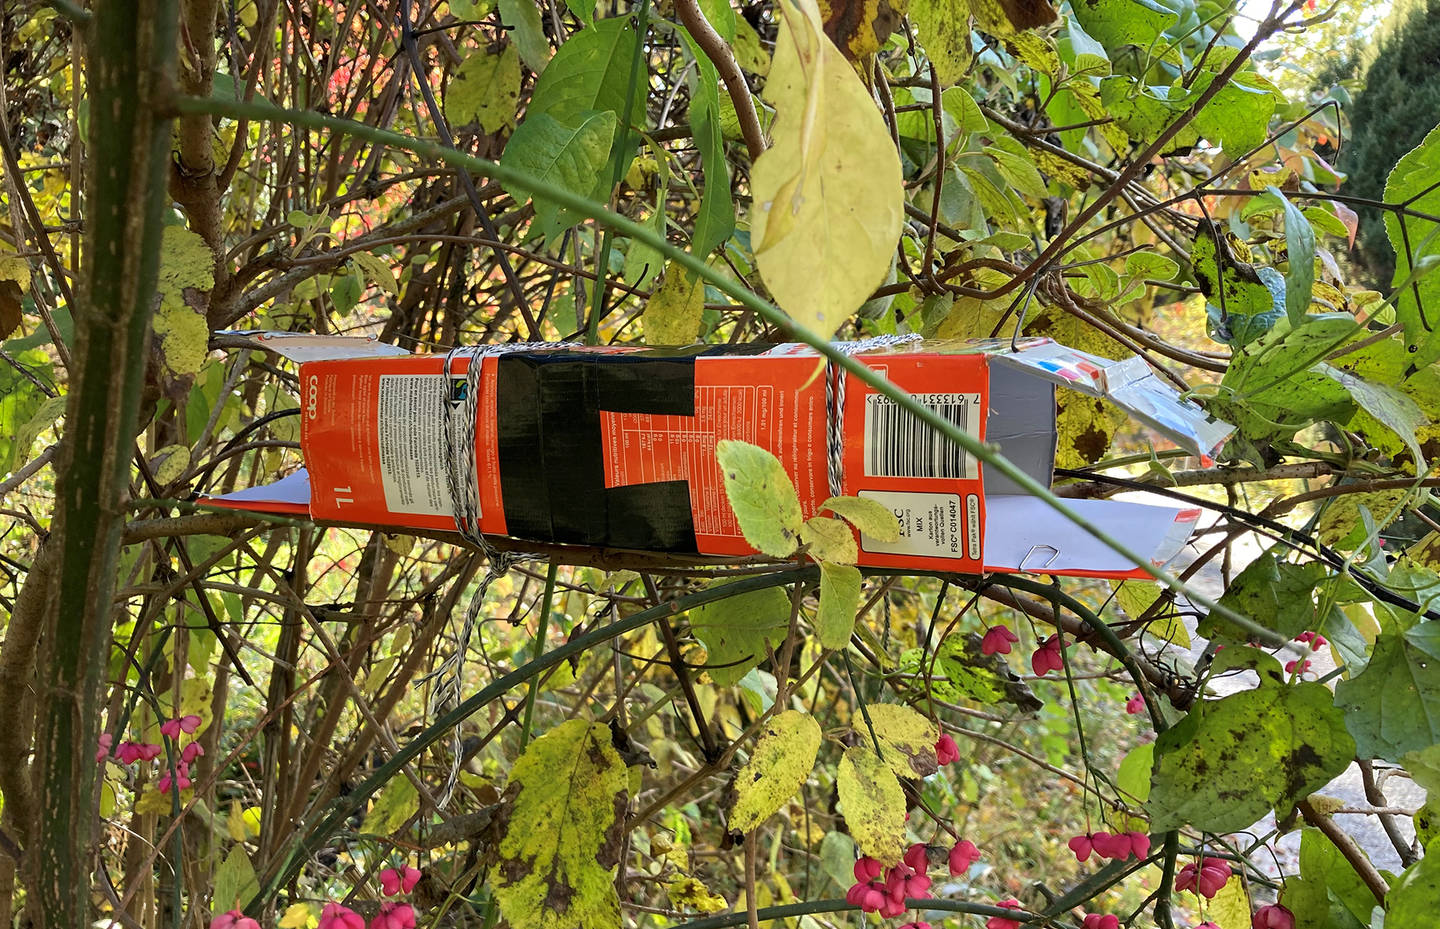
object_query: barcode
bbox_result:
[863,393,980,479]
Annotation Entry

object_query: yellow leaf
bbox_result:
[0,252,32,290]
[1111,580,1190,648]
[446,44,521,133]
[152,444,191,485]
[816,0,909,61]
[716,439,803,558]
[750,0,904,340]
[494,719,629,929]
[668,876,729,913]
[816,561,862,649]
[821,494,900,542]
[732,16,771,76]
[861,703,939,779]
[227,800,248,842]
[278,902,316,929]
[644,264,705,345]
[909,0,971,85]
[727,710,822,832]
[153,302,210,376]
[360,776,419,836]
[1204,872,1251,929]
[800,515,858,564]
[836,745,906,863]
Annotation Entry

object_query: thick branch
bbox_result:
[674,0,764,161]
[29,0,180,922]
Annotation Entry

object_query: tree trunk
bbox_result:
[27,2,179,924]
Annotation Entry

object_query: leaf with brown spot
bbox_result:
[494,719,629,929]
[816,0,908,61]
[1149,680,1352,833]
[0,279,22,339]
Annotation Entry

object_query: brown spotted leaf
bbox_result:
[495,719,629,929]
[817,0,908,61]
[1149,680,1352,834]
[857,703,939,780]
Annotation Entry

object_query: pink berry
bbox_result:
[320,903,366,929]
[1252,904,1295,929]
[948,839,980,875]
[1068,834,1094,862]
[981,625,1019,656]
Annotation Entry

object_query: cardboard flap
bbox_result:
[983,496,1198,578]
[205,469,313,515]
[988,341,1234,458]
[214,331,412,363]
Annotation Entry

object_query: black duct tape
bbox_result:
[497,346,769,551]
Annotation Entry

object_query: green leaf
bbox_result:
[1199,552,1328,643]
[500,111,616,238]
[897,635,1042,713]
[1125,251,1179,282]
[836,745,906,864]
[819,831,858,891]
[1335,611,1440,763]
[727,709,821,832]
[446,44,521,133]
[1384,123,1440,369]
[801,516,858,564]
[698,0,736,41]
[749,0,904,340]
[644,265,704,345]
[495,719,628,929]
[1385,838,1440,927]
[1098,77,1181,146]
[527,17,643,137]
[1071,0,1176,51]
[1148,680,1354,833]
[360,775,419,835]
[715,439,803,558]
[861,703,940,780]
[690,585,790,685]
[684,52,735,258]
[985,146,1048,200]
[1115,742,1153,803]
[1317,363,1428,466]
[1192,71,1278,158]
[816,562,862,650]
[821,495,900,542]
[623,208,665,288]
[1191,223,1286,346]
[565,0,596,24]
[1280,828,1375,929]
[498,0,550,73]
[212,845,259,914]
[1268,186,1316,326]
[330,266,362,313]
[1215,314,1359,440]
[1063,16,1110,75]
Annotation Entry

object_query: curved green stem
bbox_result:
[664,896,1045,929]
[245,566,815,913]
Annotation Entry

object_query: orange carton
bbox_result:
[208,335,1226,578]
